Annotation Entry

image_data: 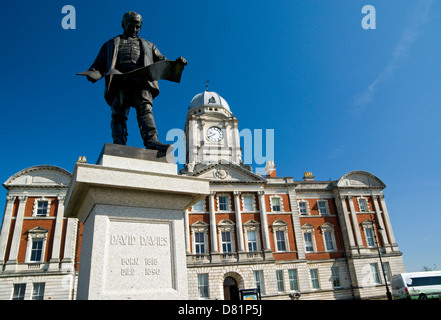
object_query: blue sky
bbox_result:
[0,0,440,273]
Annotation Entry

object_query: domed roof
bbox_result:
[189,91,230,111]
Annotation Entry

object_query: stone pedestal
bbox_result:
[64,144,209,300]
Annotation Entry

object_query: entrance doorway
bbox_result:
[223,276,239,300]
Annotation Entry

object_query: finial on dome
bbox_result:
[205,80,210,91]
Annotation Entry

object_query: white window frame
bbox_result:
[269,196,283,212]
[32,198,51,217]
[361,220,377,248]
[197,273,209,299]
[216,194,232,212]
[12,283,26,300]
[370,263,381,284]
[241,194,256,212]
[310,268,320,290]
[194,232,206,255]
[217,220,236,253]
[271,220,289,252]
[276,270,285,292]
[331,267,341,288]
[317,200,329,215]
[297,200,309,215]
[190,221,209,255]
[246,230,258,252]
[243,220,261,253]
[320,222,337,252]
[253,270,265,294]
[357,196,370,212]
[288,269,299,291]
[25,227,48,263]
[32,282,45,300]
[382,262,392,283]
[301,223,316,253]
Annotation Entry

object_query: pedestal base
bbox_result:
[65,144,209,300]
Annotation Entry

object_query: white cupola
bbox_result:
[182,91,242,173]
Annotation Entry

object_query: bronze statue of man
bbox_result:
[83,11,187,151]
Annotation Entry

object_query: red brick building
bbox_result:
[0,91,405,300]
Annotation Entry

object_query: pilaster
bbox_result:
[4,195,27,272]
[49,195,66,270]
[233,191,245,253]
[0,196,16,265]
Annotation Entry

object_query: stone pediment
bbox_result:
[188,163,266,184]
[191,220,209,228]
[336,170,385,189]
[4,165,72,188]
[26,226,49,234]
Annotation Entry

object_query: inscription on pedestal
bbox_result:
[103,218,176,294]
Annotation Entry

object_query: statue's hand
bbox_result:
[176,56,188,66]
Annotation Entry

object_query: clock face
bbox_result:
[207,126,223,142]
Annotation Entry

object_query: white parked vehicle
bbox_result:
[391,271,441,300]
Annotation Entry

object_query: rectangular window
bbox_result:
[243,196,253,211]
[247,231,257,252]
[370,263,381,284]
[359,198,368,211]
[271,198,281,211]
[298,202,307,215]
[365,228,375,247]
[382,262,392,283]
[218,196,228,211]
[253,270,265,294]
[32,283,45,300]
[310,269,320,290]
[195,232,205,254]
[288,269,299,291]
[197,274,209,298]
[304,233,313,252]
[276,230,286,251]
[36,201,48,217]
[12,284,26,300]
[276,270,285,292]
[221,232,232,253]
[409,276,441,287]
[318,201,328,215]
[331,267,341,288]
[30,239,44,262]
[192,200,204,212]
[324,232,334,251]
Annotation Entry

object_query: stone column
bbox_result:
[61,218,78,271]
[379,195,398,251]
[208,192,218,252]
[208,192,221,262]
[287,189,306,260]
[258,191,272,259]
[233,191,245,259]
[339,195,359,256]
[347,196,364,248]
[49,195,65,270]
[5,195,27,271]
[372,195,390,251]
[184,209,191,254]
[0,196,16,264]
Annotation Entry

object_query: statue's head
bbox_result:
[122,11,143,38]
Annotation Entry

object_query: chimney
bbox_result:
[265,161,277,177]
[303,172,315,181]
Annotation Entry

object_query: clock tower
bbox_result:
[182,91,245,173]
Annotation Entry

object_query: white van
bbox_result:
[392,271,441,300]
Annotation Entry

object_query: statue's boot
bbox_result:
[137,108,172,152]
